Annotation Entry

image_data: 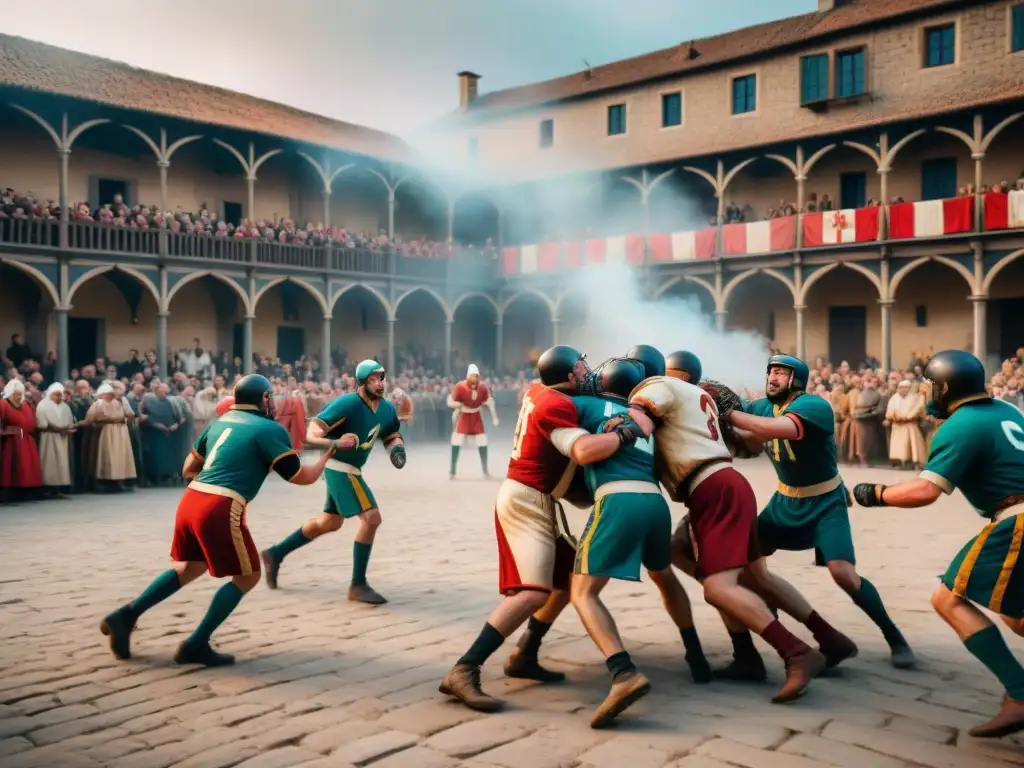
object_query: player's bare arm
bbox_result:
[852,476,943,508]
[276,445,336,486]
[307,419,357,450]
[181,450,204,479]
[728,410,801,442]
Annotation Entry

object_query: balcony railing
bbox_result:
[0,218,497,284]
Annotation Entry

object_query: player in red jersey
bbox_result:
[440,345,648,713]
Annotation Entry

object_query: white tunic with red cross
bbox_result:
[449,380,491,446]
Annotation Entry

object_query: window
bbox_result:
[924,23,956,67]
[661,92,682,127]
[835,48,866,98]
[1013,5,1024,52]
[539,119,554,148]
[467,136,478,163]
[921,157,958,201]
[800,54,829,104]
[840,173,867,210]
[732,74,756,114]
[915,305,928,328]
[607,104,627,135]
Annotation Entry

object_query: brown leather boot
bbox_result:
[772,648,826,703]
[504,647,566,682]
[714,655,768,683]
[820,631,859,669]
[348,582,387,604]
[969,697,1024,738]
[439,663,505,713]
[590,670,651,729]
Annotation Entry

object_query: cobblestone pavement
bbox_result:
[2,445,1024,767]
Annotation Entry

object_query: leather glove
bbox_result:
[699,378,742,417]
[612,417,647,447]
[852,482,888,507]
[389,443,407,469]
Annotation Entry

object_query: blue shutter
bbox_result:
[921,157,957,201]
[840,173,867,210]
[1013,5,1024,52]
[800,55,828,104]
[836,49,865,97]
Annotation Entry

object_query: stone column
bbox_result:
[387,191,396,239]
[243,314,254,374]
[321,315,332,384]
[551,317,560,346]
[793,304,806,361]
[878,299,894,376]
[387,318,396,377]
[714,310,727,333]
[58,148,70,249]
[495,321,504,373]
[970,295,988,368]
[444,319,453,377]
[156,311,169,378]
[55,307,69,383]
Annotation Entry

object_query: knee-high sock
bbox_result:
[964,625,1024,700]
[479,446,489,474]
[267,528,311,562]
[187,583,244,646]
[459,622,505,667]
[450,446,460,476]
[517,616,552,655]
[352,540,373,586]
[851,578,906,646]
[130,569,181,616]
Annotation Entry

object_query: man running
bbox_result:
[99,374,333,666]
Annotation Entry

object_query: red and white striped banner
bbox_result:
[585,234,645,265]
[984,190,1024,231]
[649,229,716,261]
[500,234,646,274]
[723,216,796,256]
[802,207,880,246]
[888,197,974,239]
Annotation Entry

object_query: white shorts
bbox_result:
[494,478,572,594]
[452,432,488,447]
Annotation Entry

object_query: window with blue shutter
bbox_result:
[1013,5,1024,52]
[921,157,958,201]
[835,48,866,98]
[661,92,682,127]
[607,104,626,135]
[925,24,955,67]
[732,75,756,114]
[800,54,829,104]
[840,173,868,210]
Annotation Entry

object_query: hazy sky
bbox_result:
[1,0,814,138]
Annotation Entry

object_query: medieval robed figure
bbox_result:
[69,380,96,493]
[36,382,74,497]
[140,383,185,486]
[885,379,927,468]
[0,379,43,502]
[87,382,137,490]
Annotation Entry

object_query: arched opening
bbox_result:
[0,102,60,206]
[166,275,246,375]
[886,129,959,203]
[331,285,389,371]
[890,260,973,367]
[648,169,716,232]
[801,142,876,210]
[452,294,499,373]
[394,288,448,376]
[452,193,499,247]
[719,154,794,223]
[502,294,553,373]
[802,265,880,367]
[600,174,644,237]
[68,268,159,373]
[977,109,1024,194]
[725,273,795,354]
[71,121,158,214]
[251,279,326,368]
[557,290,589,344]
[0,262,57,371]
[656,278,716,317]
[394,178,447,245]
[988,254,1024,363]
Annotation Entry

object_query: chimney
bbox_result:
[818,0,850,10]
[458,71,481,111]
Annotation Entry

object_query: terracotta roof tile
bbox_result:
[0,34,412,163]
[466,0,966,115]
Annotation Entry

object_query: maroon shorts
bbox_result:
[687,466,761,578]
[170,487,259,578]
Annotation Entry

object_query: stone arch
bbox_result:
[890,256,977,298]
[165,271,252,315]
[392,286,452,322]
[501,289,556,317]
[451,292,500,371]
[253,277,329,315]
[451,291,500,317]
[330,282,391,317]
[983,249,1024,295]
[797,262,883,304]
[67,265,160,307]
[0,257,60,307]
[723,268,797,311]
[652,274,718,305]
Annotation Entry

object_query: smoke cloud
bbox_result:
[559,264,769,391]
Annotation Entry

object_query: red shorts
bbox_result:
[170,487,259,578]
[687,466,761,578]
[494,479,573,595]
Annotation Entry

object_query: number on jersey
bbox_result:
[360,424,381,451]
[510,394,536,460]
[1003,420,1024,452]
[204,428,233,469]
[603,401,654,455]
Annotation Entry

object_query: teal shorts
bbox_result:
[942,515,1024,619]
[757,486,856,566]
[323,469,378,517]
[574,492,672,581]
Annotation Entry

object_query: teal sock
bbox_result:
[188,583,244,647]
[479,446,489,474]
[450,446,460,476]
[268,528,311,562]
[130,569,181,616]
[352,541,373,586]
[852,577,906,647]
[964,625,1024,700]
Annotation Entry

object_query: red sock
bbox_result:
[804,611,840,645]
[759,619,811,662]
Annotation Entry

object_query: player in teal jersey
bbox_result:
[726,354,915,672]
[853,350,1024,738]
[566,358,704,728]
[261,359,406,604]
[99,375,333,666]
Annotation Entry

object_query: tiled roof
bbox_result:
[0,34,413,163]
[466,0,966,115]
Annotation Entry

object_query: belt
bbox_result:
[776,474,842,499]
[189,480,246,506]
[675,458,731,501]
[326,459,362,476]
[594,480,661,502]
